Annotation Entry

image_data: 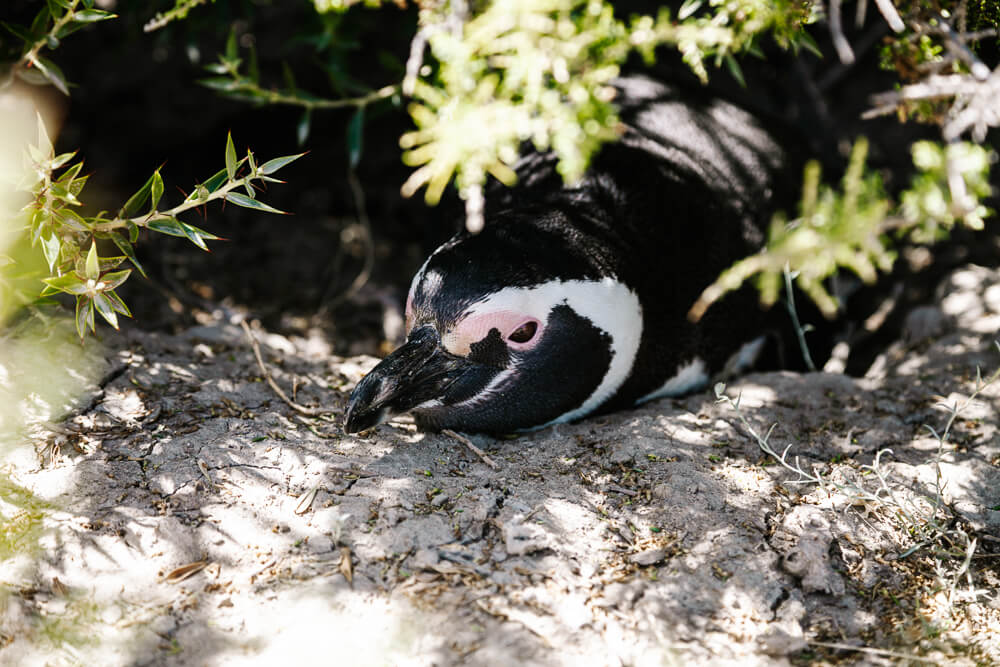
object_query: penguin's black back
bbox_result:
[463,75,807,410]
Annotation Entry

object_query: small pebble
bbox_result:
[628,548,667,566]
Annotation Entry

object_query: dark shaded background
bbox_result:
[3,0,998,368]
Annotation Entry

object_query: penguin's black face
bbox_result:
[343,219,644,434]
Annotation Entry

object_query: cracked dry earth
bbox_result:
[3,265,1000,667]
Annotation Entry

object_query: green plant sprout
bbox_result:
[16,118,304,338]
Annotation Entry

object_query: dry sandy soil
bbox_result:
[2,265,1000,666]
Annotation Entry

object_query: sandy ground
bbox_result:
[2,265,1000,666]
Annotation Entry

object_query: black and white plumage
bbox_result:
[344,76,802,434]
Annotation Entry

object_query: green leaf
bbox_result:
[127,220,139,243]
[67,173,89,197]
[795,31,823,59]
[56,160,83,184]
[182,222,221,243]
[54,20,87,40]
[150,170,164,211]
[198,76,239,92]
[180,222,210,250]
[85,241,99,280]
[31,55,69,96]
[225,192,287,214]
[225,27,238,62]
[95,255,126,270]
[75,295,95,337]
[297,108,312,147]
[44,272,89,295]
[120,170,158,217]
[50,151,76,169]
[110,231,146,278]
[679,0,703,20]
[724,54,746,88]
[46,0,65,21]
[201,167,229,193]
[146,217,186,237]
[347,107,364,169]
[1,21,35,43]
[104,289,132,317]
[93,292,119,329]
[225,132,237,180]
[72,8,116,22]
[29,210,46,243]
[258,152,306,175]
[100,269,131,291]
[50,181,79,204]
[35,113,53,159]
[56,209,90,232]
[40,229,60,271]
[30,7,51,37]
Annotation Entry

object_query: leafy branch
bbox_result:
[199,31,399,146]
[16,118,304,337]
[143,0,216,33]
[689,137,994,321]
[1,0,116,95]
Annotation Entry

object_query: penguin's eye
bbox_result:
[508,321,537,344]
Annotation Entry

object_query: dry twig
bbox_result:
[442,429,500,469]
[240,320,327,416]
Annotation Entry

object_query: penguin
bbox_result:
[344,75,804,434]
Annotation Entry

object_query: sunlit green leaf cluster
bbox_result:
[691,137,995,320]
[313,0,388,11]
[10,119,303,337]
[902,141,993,242]
[396,0,814,227]
[631,0,819,85]
[401,0,627,208]
[0,0,115,96]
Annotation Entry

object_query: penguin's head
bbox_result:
[343,213,643,434]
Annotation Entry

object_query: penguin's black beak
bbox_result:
[343,325,468,433]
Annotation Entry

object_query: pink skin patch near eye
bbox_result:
[442,311,544,357]
[405,290,543,357]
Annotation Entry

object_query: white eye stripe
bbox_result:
[451,367,517,409]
